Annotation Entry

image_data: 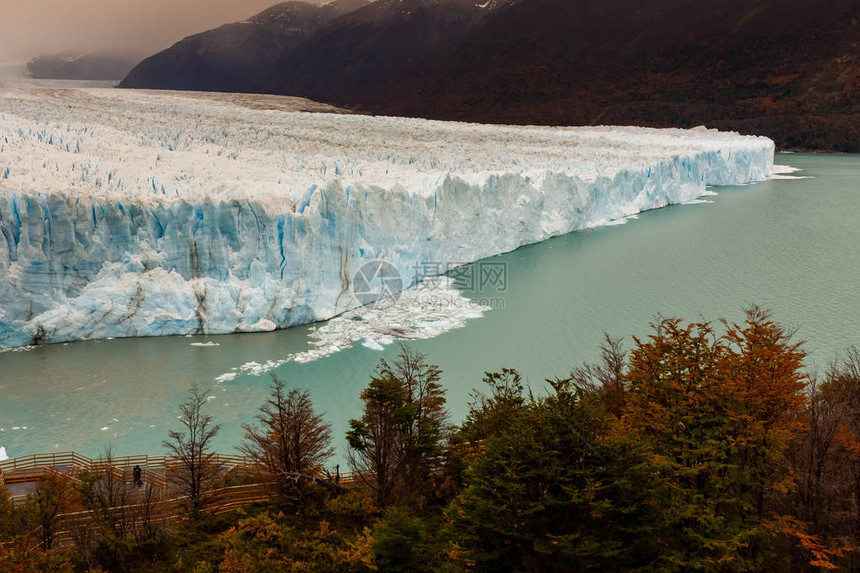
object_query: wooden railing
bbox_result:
[204,483,272,516]
[30,482,271,546]
[0,452,363,551]
[0,451,264,508]
[0,451,91,473]
[0,447,483,552]
[0,451,257,486]
[0,452,257,474]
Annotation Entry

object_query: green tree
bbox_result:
[459,368,526,444]
[347,345,448,507]
[372,506,426,573]
[448,378,661,571]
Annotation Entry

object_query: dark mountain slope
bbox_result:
[120,0,369,93]
[120,0,859,150]
[362,0,860,150]
[262,0,508,100]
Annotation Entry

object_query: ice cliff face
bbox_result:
[0,88,774,347]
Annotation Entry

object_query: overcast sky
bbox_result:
[0,0,327,61]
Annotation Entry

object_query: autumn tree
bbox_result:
[240,374,335,506]
[565,334,627,419]
[73,447,134,568]
[69,446,166,570]
[347,345,448,507]
[449,308,814,571]
[822,347,860,556]
[0,538,75,573]
[163,382,222,508]
[781,348,860,570]
[621,307,807,570]
[0,485,20,541]
[24,471,80,551]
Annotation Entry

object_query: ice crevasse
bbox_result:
[0,88,774,348]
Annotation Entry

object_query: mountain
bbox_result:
[121,0,860,151]
[120,0,370,92]
[261,0,511,100]
[360,0,860,151]
[27,52,137,81]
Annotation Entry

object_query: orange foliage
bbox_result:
[773,515,854,570]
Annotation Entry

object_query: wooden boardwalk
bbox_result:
[0,451,361,548]
[0,451,261,503]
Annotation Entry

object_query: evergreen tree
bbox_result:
[459,368,527,444]
[347,345,448,507]
[372,506,426,573]
[447,379,661,572]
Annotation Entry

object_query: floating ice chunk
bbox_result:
[362,338,385,351]
[600,218,632,227]
[0,446,8,460]
[191,342,220,347]
[237,360,289,376]
[683,199,715,205]
[770,164,813,180]
[215,373,238,383]
[772,165,802,175]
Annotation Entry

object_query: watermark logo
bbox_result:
[352,261,403,309]
[413,261,508,293]
[353,260,509,311]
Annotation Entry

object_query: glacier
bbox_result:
[0,87,774,348]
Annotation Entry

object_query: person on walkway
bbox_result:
[133,465,143,488]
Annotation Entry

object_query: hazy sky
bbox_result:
[0,0,327,61]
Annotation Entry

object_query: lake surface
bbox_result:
[1,153,858,464]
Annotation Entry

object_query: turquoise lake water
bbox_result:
[1,152,858,465]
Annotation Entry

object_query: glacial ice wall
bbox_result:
[0,88,774,347]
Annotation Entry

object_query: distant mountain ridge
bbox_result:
[28,52,137,81]
[121,0,860,151]
[120,0,372,93]
[121,0,512,94]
